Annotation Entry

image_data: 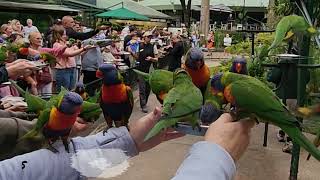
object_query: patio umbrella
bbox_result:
[96,7,150,21]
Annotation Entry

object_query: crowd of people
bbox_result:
[0,15,253,180]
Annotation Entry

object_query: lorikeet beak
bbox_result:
[236,63,242,73]
[96,70,104,78]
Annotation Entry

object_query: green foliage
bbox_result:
[225,41,251,55]
[306,45,320,94]
[214,30,225,49]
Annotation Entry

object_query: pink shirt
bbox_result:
[53,42,76,69]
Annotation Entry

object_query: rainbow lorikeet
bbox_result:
[200,78,224,124]
[269,15,318,51]
[210,72,320,161]
[20,92,83,153]
[145,69,203,141]
[133,69,173,104]
[96,64,133,130]
[183,48,210,94]
[75,82,89,101]
[230,56,248,75]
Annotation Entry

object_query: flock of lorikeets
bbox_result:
[8,15,320,161]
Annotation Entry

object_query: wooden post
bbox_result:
[200,0,210,45]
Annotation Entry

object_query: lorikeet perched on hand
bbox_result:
[269,15,318,51]
[210,72,320,161]
[183,48,210,94]
[20,92,83,153]
[200,78,224,124]
[96,64,133,130]
[133,69,173,104]
[145,69,203,141]
[230,56,248,75]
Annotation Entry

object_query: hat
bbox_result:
[143,31,153,37]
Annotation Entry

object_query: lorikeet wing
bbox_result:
[10,80,46,114]
[45,86,68,109]
[79,101,102,122]
[19,108,51,140]
[226,76,320,161]
[134,69,174,104]
[200,79,224,124]
[125,86,134,121]
[40,52,61,66]
[0,46,7,63]
[269,15,317,51]
[145,70,202,141]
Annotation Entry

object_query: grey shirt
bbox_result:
[81,39,103,71]
[0,127,138,180]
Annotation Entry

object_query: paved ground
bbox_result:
[91,53,320,180]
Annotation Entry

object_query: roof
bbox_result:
[210,4,234,13]
[0,1,80,12]
[96,0,171,19]
[139,0,269,10]
[96,7,150,21]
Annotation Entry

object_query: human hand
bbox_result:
[145,56,152,61]
[83,45,96,51]
[6,59,38,79]
[204,113,255,161]
[70,117,91,136]
[129,107,185,152]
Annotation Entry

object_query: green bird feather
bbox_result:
[219,72,320,161]
[269,15,317,51]
[133,69,174,103]
[200,79,224,123]
[144,69,203,141]
[79,101,102,122]
[40,52,60,66]
[19,108,51,140]
[0,46,7,63]
[10,80,46,114]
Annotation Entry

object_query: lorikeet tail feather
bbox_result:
[281,125,320,161]
[307,133,320,160]
[144,118,179,141]
[133,69,149,82]
[18,129,39,141]
[9,80,26,97]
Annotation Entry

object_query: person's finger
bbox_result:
[216,113,233,123]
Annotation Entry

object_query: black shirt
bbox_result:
[123,35,132,50]
[137,42,154,73]
[167,41,184,72]
[65,27,99,41]
[0,66,9,84]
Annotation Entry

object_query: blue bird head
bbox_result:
[230,56,248,75]
[75,82,85,94]
[58,92,83,115]
[96,64,122,85]
[200,102,223,124]
[185,48,204,70]
[211,73,225,96]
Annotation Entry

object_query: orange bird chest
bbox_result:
[184,64,210,88]
[102,84,128,103]
[46,107,79,130]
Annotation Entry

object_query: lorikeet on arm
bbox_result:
[210,72,320,161]
[96,64,133,131]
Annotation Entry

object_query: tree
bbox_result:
[180,0,192,27]
[200,0,209,37]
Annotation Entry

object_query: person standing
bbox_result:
[23,19,39,39]
[52,25,91,92]
[166,35,184,72]
[81,39,104,97]
[137,31,158,113]
[62,16,106,41]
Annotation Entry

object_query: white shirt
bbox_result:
[223,37,232,47]
[23,26,39,38]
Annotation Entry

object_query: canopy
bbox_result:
[96,7,150,21]
[210,4,234,13]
